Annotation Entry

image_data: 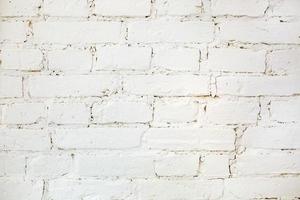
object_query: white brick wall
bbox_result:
[0,0,299,199]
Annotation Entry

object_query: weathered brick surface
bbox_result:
[0,0,299,199]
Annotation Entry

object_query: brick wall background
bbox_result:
[0,0,300,199]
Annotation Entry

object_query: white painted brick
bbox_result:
[0,129,50,151]
[53,127,147,149]
[137,179,223,200]
[217,75,300,96]
[94,0,151,17]
[28,75,120,97]
[123,75,210,96]
[33,22,122,44]
[242,125,300,149]
[48,103,90,124]
[144,128,235,151]
[96,46,152,71]
[1,0,299,196]
[27,155,72,178]
[152,47,199,71]
[44,0,89,17]
[233,150,300,175]
[156,0,202,16]
[1,103,45,124]
[128,20,214,43]
[0,179,43,200]
[0,22,27,43]
[211,0,268,16]
[0,48,43,71]
[153,98,198,124]
[0,76,22,98]
[201,154,229,178]
[92,98,152,123]
[224,177,300,199]
[207,48,266,72]
[270,0,300,16]
[268,49,300,74]
[270,97,300,123]
[154,154,199,176]
[48,49,92,72]
[0,154,25,176]
[0,0,39,16]
[205,98,259,124]
[75,154,154,177]
[219,20,300,44]
[47,179,133,200]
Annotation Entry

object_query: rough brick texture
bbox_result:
[0,0,299,199]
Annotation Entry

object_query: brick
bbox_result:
[44,0,89,17]
[152,47,199,71]
[268,49,300,74]
[1,103,45,124]
[27,155,72,178]
[123,75,210,96]
[219,20,300,44]
[201,154,229,178]
[211,0,268,16]
[0,129,51,151]
[28,75,120,97]
[48,103,90,124]
[154,154,199,176]
[270,97,300,123]
[128,20,214,43]
[53,127,147,149]
[0,76,22,98]
[92,98,152,123]
[144,128,235,151]
[0,22,27,43]
[242,125,300,149]
[217,75,300,96]
[96,46,152,71]
[207,48,266,72]
[233,151,300,175]
[153,98,198,124]
[0,179,43,200]
[94,0,151,17]
[224,177,300,199]
[156,0,202,16]
[0,48,43,71]
[0,0,39,16]
[205,98,259,124]
[1,0,300,195]
[270,0,300,16]
[0,154,26,176]
[75,154,154,177]
[137,179,223,200]
[33,22,122,44]
[48,49,92,72]
[47,179,133,200]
